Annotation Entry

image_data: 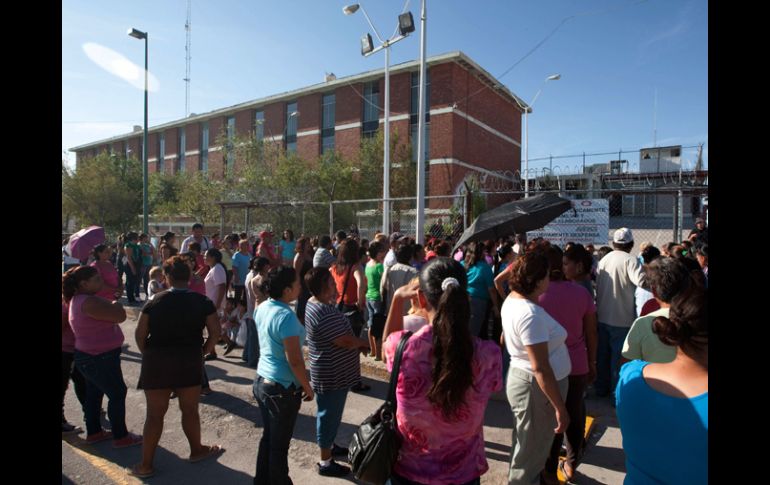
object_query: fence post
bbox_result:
[329,201,334,237]
[245,207,250,234]
[677,189,684,242]
[220,205,225,237]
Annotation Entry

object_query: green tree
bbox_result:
[176,171,223,225]
[62,152,143,234]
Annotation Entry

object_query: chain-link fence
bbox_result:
[217,177,706,254]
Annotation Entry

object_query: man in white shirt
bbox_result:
[383,232,407,268]
[594,227,647,401]
[180,223,212,254]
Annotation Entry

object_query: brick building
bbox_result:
[71,51,527,203]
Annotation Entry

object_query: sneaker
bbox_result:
[62,421,82,434]
[317,460,350,477]
[113,432,143,449]
[331,443,349,457]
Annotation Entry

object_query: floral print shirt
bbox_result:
[384,324,502,484]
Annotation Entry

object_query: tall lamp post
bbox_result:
[524,73,560,198]
[344,3,414,234]
[414,0,427,244]
[128,27,149,234]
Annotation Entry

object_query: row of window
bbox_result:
[109,72,432,171]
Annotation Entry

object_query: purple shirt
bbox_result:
[538,280,596,376]
[384,325,502,484]
[68,294,125,355]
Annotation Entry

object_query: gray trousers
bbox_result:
[506,366,569,485]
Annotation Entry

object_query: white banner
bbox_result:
[528,199,609,247]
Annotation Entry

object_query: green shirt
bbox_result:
[124,242,142,264]
[365,262,384,301]
[621,308,677,363]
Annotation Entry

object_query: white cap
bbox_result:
[613,227,634,244]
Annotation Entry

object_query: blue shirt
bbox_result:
[616,360,708,485]
[462,261,495,300]
[279,240,295,261]
[231,252,251,286]
[255,299,306,388]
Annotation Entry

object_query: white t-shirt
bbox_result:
[501,297,571,380]
[384,249,397,268]
[204,263,227,308]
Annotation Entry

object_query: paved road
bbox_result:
[63,306,626,484]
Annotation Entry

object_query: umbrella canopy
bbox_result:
[66,226,106,261]
[453,193,573,252]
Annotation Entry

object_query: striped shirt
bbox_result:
[304,300,360,392]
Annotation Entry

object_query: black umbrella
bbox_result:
[453,193,573,251]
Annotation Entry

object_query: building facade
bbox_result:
[71,51,526,203]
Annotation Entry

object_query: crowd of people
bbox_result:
[62,218,708,484]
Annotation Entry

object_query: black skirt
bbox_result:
[137,346,204,390]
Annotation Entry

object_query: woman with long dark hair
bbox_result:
[616,269,707,485]
[501,251,571,484]
[563,244,595,298]
[462,241,500,339]
[252,266,313,485]
[381,257,502,485]
[293,237,315,324]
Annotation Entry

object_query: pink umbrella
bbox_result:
[66,226,106,261]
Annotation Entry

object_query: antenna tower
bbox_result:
[184,0,192,117]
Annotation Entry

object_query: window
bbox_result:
[362,81,380,138]
[226,115,236,171]
[255,110,264,141]
[200,121,209,172]
[321,93,335,153]
[123,141,129,159]
[410,70,431,124]
[158,133,165,173]
[178,127,186,172]
[285,101,297,152]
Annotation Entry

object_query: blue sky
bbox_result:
[62,0,708,172]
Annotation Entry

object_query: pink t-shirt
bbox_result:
[62,302,75,353]
[68,294,124,355]
[538,280,596,376]
[91,261,119,301]
[384,325,502,484]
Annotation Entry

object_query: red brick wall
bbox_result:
[235,109,253,138]
[187,122,201,156]
[208,150,225,180]
[209,117,225,148]
[429,63,453,109]
[335,83,363,125]
[298,93,321,131]
[264,102,285,141]
[185,154,200,172]
[297,133,320,160]
[336,128,360,162]
[389,72,411,117]
[148,132,158,160]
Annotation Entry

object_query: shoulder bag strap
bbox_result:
[386,331,413,414]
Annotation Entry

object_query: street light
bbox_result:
[128,27,149,234]
[344,2,413,234]
[524,73,560,198]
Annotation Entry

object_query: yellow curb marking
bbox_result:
[557,415,595,484]
[62,438,142,485]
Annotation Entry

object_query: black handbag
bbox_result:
[348,331,412,484]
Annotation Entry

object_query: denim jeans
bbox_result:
[469,297,490,338]
[253,376,302,485]
[595,322,630,397]
[243,317,260,368]
[315,388,349,449]
[62,351,87,421]
[74,347,129,438]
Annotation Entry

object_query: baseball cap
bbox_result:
[389,232,407,244]
[259,230,273,239]
[613,228,634,244]
[695,218,705,224]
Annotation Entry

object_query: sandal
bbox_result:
[189,444,225,463]
[127,464,155,478]
[558,458,574,483]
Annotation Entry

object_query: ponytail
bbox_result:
[62,266,97,303]
[420,257,474,420]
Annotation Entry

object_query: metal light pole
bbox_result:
[128,27,149,234]
[415,0,427,243]
[524,73,560,198]
[344,3,413,234]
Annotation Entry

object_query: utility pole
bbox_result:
[184,0,192,117]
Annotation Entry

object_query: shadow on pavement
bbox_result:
[580,444,626,474]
